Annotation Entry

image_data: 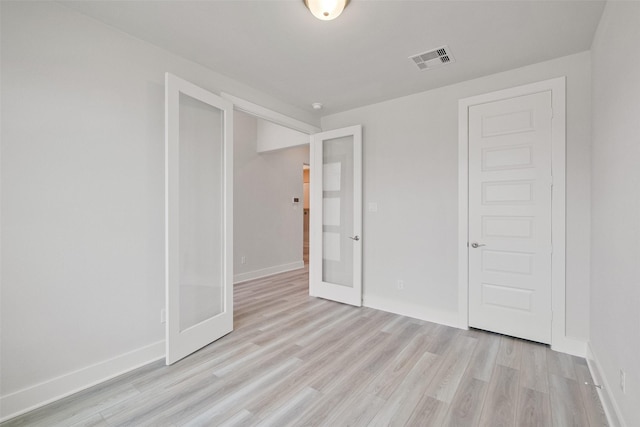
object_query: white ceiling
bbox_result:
[60,0,605,116]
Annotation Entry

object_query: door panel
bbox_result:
[165,73,233,365]
[178,93,224,331]
[468,91,552,344]
[310,126,362,306]
[322,135,355,288]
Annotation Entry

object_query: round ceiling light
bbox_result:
[303,0,350,21]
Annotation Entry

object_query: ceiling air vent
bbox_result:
[409,45,455,71]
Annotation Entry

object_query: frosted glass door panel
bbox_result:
[309,125,361,306]
[178,93,224,332]
[322,136,354,287]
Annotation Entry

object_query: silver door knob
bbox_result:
[471,242,486,248]
[349,235,360,241]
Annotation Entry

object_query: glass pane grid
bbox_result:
[321,136,354,288]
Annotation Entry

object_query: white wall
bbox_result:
[234,111,309,282]
[322,52,592,341]
[0,1,314,419]
[256,119,309,153]
[590,2,640,426]
[1,0,620,421]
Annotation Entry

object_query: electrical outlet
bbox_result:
[620,369,626,394]
[397,280,404,290]
[160,308,166,324]
[241,256,246,265]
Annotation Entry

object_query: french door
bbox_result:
[165,73,233,364]
[309,125,362,306]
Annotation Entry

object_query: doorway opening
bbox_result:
[223,91,318,289]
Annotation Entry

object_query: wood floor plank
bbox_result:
[380,313,411,333]
[252,386,320,427]
[516,387,552,427]
[242,362,325,420]
[129,341,260,396]
[2,382,140,427]
[214,409,256,427]
[425,324,460,355]
[329,393,386,427]
[243,317,393,420]
[311,324,428,427]
[254,298,342,334]
[548,373,590,427]
[174,357,303,426]
[478,365,519,427]
[368,351,442,427]
[464,330,500,382]
[291,305,362,347]
[441,375,488,427]
[404,395,449,427]
[309,329,391,393]
[496,335,522,370]
[520,340,550,393]
[288,344,395,427]
[574,361,609,426]
[363,322,423,375]
[365,333,431,400]
[425,334,478,403]
[1,267,607,427]
[69,414,109,427]
[100,371,225,425]
[547,349,578,380]
[293,313,372,361]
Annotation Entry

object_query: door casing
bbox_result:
[458,77,582,356]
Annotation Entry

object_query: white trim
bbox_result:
[587,342,626,427]
[552,336,587,358]
[0,341,164,423]
[458,101,470,329]
[233,261,305,284]
[458,77,571,352]
[221,92,321,135]
[364,296,459,329]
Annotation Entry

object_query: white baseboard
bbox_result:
[0,340,164,423]
[233,261,304,284]
[364,295,460,328]
[586,342,626,427]
[551,335,587,357]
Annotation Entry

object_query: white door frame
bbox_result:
[221,92,321,135]
[458,77,579,356]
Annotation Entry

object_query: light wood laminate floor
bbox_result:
[2,268,607,426]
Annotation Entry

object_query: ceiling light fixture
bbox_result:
[303,0,350,21]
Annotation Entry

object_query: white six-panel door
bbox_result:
[468,91,553,344]
[309,125,362,306]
